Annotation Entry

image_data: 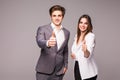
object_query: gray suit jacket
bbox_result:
[36,24,70,75]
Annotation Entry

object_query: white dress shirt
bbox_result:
[51,23,65,50]
[71,32,98,80]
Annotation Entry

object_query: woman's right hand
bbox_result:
[71,53,76,59]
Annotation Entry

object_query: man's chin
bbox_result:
[55,23,61,26]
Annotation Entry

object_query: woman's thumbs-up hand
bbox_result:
[82,40,90,58]
[82,40,87,52]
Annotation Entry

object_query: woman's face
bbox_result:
[79,18,88,33]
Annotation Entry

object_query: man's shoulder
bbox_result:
[37,24,51,31]
[63,27,70,33]
[38,24,51,28]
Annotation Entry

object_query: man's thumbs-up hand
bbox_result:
[51,31,56,38]
[48,31,56,47]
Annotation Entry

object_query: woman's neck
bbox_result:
[81,32,86,37]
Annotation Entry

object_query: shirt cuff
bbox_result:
[46,40,50,47]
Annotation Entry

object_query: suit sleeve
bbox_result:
[36,27,48,49]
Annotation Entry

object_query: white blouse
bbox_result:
[71,32,98,80]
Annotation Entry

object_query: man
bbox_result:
[36,5,70,80]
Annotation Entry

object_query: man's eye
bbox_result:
[53,15,56,17]
[80,22,82,24]
[58,15,62,17]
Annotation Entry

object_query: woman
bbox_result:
[71,14,98,80]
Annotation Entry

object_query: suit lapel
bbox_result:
[46,24,53,37]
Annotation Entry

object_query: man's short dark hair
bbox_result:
[49,5,65,17]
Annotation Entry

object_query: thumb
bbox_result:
[83,40,86,45]
[51,31,55,38]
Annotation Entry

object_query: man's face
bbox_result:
[51,10,63,27]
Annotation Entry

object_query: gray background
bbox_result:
[0,0,120,80]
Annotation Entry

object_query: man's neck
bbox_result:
[51,23,62,30]
[55,26,61,30]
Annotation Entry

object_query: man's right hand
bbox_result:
[48,31,56,47]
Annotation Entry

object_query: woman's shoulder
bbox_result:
[86,32,95,37]
[85,32,95,39]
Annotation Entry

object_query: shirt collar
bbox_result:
[51,23,63,30]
